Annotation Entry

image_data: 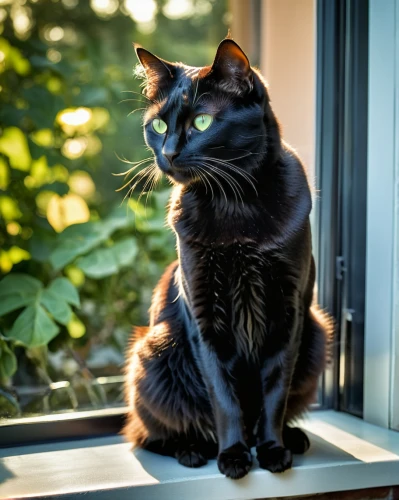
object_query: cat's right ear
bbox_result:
[134,44,174,98]
[210,39,253,95]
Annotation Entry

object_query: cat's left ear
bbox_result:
[134,44,174,98]
[210,39,252,94]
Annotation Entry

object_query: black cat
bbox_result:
[124,37,332,479]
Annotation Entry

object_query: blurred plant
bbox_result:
[0,0,228,416]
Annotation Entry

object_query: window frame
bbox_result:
[0,408,125,447]
[2,0,397,448]
[364,0,398,430]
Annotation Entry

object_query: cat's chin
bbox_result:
[164,169,194,185]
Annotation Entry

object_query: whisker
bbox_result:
[198,163,228,204]
[120,164,155,204]
[194,91,211,106]
[121,90,153,102]
[202,162,243,205]
[113,156,154,179]
[138,166,157,205]
[201,157,258,196]
[127,108,147,117]
[196,166,214,201]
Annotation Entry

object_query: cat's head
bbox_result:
[134,38,280,192]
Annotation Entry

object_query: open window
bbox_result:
[1,0,398,450]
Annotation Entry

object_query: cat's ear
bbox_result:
[134,44,174,97]
[210,39,252,94]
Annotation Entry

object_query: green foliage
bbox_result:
[0,274,79,346]
[0,0,228,416]
[0,338,17,383]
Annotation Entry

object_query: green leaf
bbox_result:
[0,294,36,316]
[77,237,138,279]
[0,127,31,171]
[46,277,80,307]
[41,290,72,325]
[77,248,118,279]
[0,339,17,383]
[49,224,105,270]
[7,305,60,348]
[0,274,42,316]
[49,209,135,271]
[113,237,138,267]
[0,273,43,296]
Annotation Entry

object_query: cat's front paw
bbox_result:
[283,426,310,455]
[256,444,292,473]
[176,448,207,468]
[218,442,253,479]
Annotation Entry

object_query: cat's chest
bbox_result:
[183,243,274,356]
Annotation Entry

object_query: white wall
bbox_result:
[259,0,316,185]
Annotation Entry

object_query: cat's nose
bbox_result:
[163,150,179,165]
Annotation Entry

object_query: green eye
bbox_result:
[152,118,167,134]
[193,114,213,132]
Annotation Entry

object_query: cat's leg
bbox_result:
[124,330,217,468]
[284,305,332,452]
[124,263,217,468]
[199,349,253,479]
[255,350,294,473]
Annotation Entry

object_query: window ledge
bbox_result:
[1,411,399,499]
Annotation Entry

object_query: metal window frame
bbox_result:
[315,0,369,416]
[0,408,126,448]
[364,0,398,429]
[0,0,380,448]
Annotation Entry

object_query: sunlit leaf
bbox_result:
[47,193,90,232]
[0,195,23,221]
[10,46,30,75]
[0,250,12,273]
[30,129,54,147]
[7,304,60,348]
[0,127,31,171]
[6,222,21,236]
[0,157,9,190]
[67,313,86,339]
[36,190,56,215]
[65,265,85,287]
[68,170,95,198]
[61,137,87,159]
[8,246,31,264]
[90,108,110,130]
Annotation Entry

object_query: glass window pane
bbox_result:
[0,0,230,423]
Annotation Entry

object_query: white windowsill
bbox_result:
[0,410,399,499]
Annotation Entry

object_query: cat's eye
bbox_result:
[193,114,213,132]
[152,118,167,134]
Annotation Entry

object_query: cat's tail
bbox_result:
[310,304,335,366]
[131,326,150,342]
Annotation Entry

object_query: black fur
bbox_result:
[124,38,332,479]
